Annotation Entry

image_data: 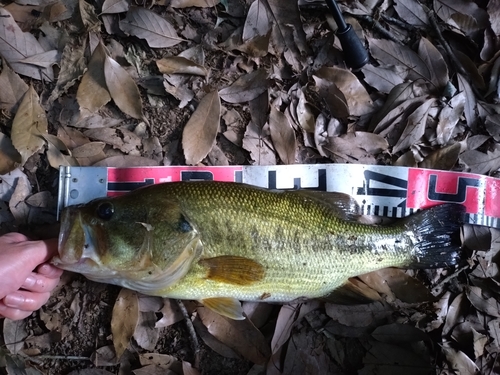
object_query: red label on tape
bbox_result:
[106,166,242,196]
[407,169,485,214]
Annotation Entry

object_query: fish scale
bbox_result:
[53,181,465,319]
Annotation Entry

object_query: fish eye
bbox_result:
[96,202,114,220]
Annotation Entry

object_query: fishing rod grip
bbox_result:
[336,24,369,70]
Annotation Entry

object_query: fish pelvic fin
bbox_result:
[199,256,265,285]
[405,203,465,269]
[201,297,245,320]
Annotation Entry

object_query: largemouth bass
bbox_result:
[52,181,464,319]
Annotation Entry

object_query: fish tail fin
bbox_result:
[404,204,465,269]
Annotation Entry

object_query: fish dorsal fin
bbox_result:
[199,256,265,285]
[321,278,381,305]
[287,190,361,222]
[201,297,245,320]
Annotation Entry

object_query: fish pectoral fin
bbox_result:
[201,297,245,320]
[287,190,361,221]
[321,278,381,305]
[199,256,265,285]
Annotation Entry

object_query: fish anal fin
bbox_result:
[201,297,245,320]
[322,278,381,305]
[288,190,361,221]
[200,256,265,285]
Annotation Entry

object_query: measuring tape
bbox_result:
[57,165,500,228]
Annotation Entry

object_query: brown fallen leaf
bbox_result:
[119,7,184,48]
[92,155,159,167]
[368,37,431,82]
[0,133,22,174]
[9,174,30,224]
[436,92,466,145]
[393,98,437,153]
[197,306,271,365]
[361,64,405,94]
[182,90,220,165]
[315,66,374,116]
[419,143,461,170]
[156,56,207,76]
[242,121,276,165]
[460,146,500,174]
[79,0,101,32]
[0,58,29,112]
[111,288,139,359]
[269,106,296,164]
[71,142,106,158]
[77,41,111,114]
[170,0,219,7]
[242,0,271,42]
[219,69,269,104]
[0,8,53,80]
[11,85,47,165]
[84,127,141,154]
[101,0,129,14]
[393,0,429,27]
[418,37,449,89]
[104,55,145,121]
[42,133,79,169]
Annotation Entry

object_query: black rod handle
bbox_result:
[325,0,369,70]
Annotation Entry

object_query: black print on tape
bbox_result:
[427,174,480,203]
[108,178,155,191]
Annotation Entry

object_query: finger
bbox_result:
[1,232,29,244]
[3,291,51,312]
[0,301,33,321]
[37,263,64,279]
[16,238,59,272]
[21,273,61,293]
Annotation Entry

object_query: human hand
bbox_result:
[0,233,63,320]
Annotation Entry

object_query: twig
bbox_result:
[29,355,91,361]
[431,265,469,296]
[177,300,200,369]
[354,14,405,45]
[381,14,417,33]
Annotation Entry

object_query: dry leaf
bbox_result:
[436,92,466,145]
[43,133,79,168]
[393,0,428,27]
[104,55,145,120]
[111,288,139,359]
[312,75,349,119]
[393,98,437,153]
[156,56,207,76]
[361,64,405,94]
[182,91,220,165]
[71,142,106,158]
[418,37,449,88]
[133,312,159,351]
[242,121,276,165]
[101,0,129,14]
[170,0,219,7]
[79,0,101,32]
[419,143,461,170]
[119,7,184,48]
[296,89,315,133]
[269,106,295,164]
[0,58,29,112]
[92,155,159,167]
[0,133,22,174]
[77,42,111,114]
[457,73,477,129]
[197,306,271,365]
[315,66,374,116]
[0,8,53,80]
[219,69,269,104]
[84,128,141,154]
[9,175,30,224]
[368,37,431,82]
[442,341,480,374]
[242,0,271,42]
[11,85,47,165]
[460,146,500,174]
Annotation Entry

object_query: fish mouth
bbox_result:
[53,208,102,273]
